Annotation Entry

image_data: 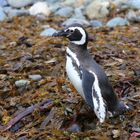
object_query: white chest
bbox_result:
[66,48,85,98]
[66,55,84,98]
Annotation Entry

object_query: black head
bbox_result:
[53,23,88,47]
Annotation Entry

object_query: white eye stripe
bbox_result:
[67,27,86,45]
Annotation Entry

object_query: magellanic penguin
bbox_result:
[53,23,128,123]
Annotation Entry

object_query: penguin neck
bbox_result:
[68,42,88,55]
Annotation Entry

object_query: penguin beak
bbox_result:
[53,30,68,37]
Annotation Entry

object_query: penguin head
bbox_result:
[53,23,88,46]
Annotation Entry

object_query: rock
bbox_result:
[15,80,30,88]
[62,18,90,27]
[3,6,12,13]
[7,0,35,8]
[0,6,7,21]
[46,0,60,4]
[119,63,126,70]
[49,4,61,13]
[5,8,29,18]
[0,45,6,49]
[28,74,42,81]
[55,7,73,17]
[67,123,81,132]
[0,0,7,7]
[62,0,85,7]
[134,69,140,76]
[106,17,129,27]
[40,28,57,36]
[90,20,103,27]
[29,2,50,17]
[72,7,86,20]
[113,0,140,10]
[85,0,110,19]
[127,0,140,10]
[126,10,140,22]
[29,74,42,81]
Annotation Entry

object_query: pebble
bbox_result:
[0,45,6,49]
[106,17,129,27]
[15,80,30,88]
[7,0,35,8]
[0,0,7,7]
[29,2,50,17]
[126,10,140,22]
[0,6,7,21]
[63,0,85,7]
[90,20,103,27]
[46,0,59,4]
[114,0,140,10]
[55,7,73,17]
[72,7,86,20]
[119,63,126,70]
[85,0,109,19]
[6,8,29,18]
[134,69,140,76]
[49,4,61,13]
[62,18,90,27]
[67,123,81,132]
[28,74,42,81]
[40,28,57,37]
[127,0,140,10]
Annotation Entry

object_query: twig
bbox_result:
[40,107,56,130]
[0,99,53,131]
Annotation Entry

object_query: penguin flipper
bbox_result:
[82,67,107,123]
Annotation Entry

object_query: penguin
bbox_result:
[53,23,128,123]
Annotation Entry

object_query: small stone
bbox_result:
[55,7,73,17]
[119,63,126,70]
[0,45,6,49]
[127,0,140,10]
[7,0,35,8]
[134,69,140,76]
[126,10,137,22]
[113,0,140,10]
[6,8,29,18]
[28,74,42,81]
[40,28,57,37]
[85,0,110,19]
[106,17,129,27]
[15,80,30,88]
[0,6,7,21]
[126,10,140,22]
[29,2,50,17]
[46,0,59,4]
[49,4,61,13]
[90,20,103,27]
[67,123,81,132]
[62,0,85,7]
[72,7,86,20]
[62,18,89,27]
[0,0,7,7]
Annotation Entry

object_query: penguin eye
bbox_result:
[70,30,74,33]
[66,29,74,33]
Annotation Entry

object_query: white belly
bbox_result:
[66,55,85,98]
